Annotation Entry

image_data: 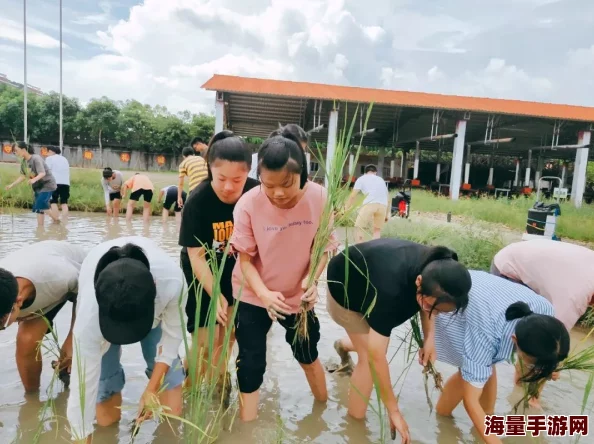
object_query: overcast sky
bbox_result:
[1,0,593,114]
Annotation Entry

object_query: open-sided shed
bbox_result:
[202,75,594,207]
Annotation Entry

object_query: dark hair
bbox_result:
[190,137,205,146]
[506,301,570,383]
[48,145,61,155]
[205,130,252,181]
[269,124,308,146]
[182,146,195,157]
[102,167,114,179]
[0,268,18,319]
[418,246,470,316]
[365,164,377,173]
[14,141,34,155]
[93,244,150,286]
[258,130,308,189]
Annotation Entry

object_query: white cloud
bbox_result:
[0,18,61,49]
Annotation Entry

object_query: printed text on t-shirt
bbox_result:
[263,220,314,232]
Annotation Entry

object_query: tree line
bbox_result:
[0,84,215,154]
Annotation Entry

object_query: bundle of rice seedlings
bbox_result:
[513,333,594,413]
[409,313,443,411]
[294,102,374,342]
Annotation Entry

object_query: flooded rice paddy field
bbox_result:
[0,210,591,443]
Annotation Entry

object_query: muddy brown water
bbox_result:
[0,210,592,443]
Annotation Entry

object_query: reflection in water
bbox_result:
[0,210,592,444]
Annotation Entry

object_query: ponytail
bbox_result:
[505,301,533,321]
[94,244,150,285]
[419,246,459,272]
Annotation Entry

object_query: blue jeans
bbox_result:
[32,190,53,213]
[97,323,185,403]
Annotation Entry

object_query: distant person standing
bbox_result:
[45,145,71,220]
[159,185,186,227]
[191,137,208,157]
[120,173,155,223]
[178,147,208,208]
[5,142,59,226]
[345,164,390,242]
[101,167,124,217]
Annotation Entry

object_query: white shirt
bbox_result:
[0,241,88,319]
[354,173,389,206]
[67,236,187,440]
[248,152,258,179]
[44,154,71,186]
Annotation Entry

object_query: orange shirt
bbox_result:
[123,174,154,193]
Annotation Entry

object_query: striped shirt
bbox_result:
[434,270,554,388]
[179,156,208,191]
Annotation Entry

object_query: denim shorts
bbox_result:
[97,323,185,403]
[32,190,53,214]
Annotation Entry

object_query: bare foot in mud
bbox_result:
[214,371,232,410]
[326,340,354,375]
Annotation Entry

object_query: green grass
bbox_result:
[0,162,179,215]
[406,189,594,243]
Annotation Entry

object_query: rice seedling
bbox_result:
[294,102,374,343]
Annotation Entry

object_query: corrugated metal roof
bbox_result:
[202,75,594,123]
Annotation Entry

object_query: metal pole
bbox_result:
[23,0,27,141]
[59,0,63,150]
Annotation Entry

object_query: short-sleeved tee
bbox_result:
[45,154,70,186]
[179,178,260,298]
[353,173,389,206]
[327,238,431,337]
[230,181,339,313]
[179,156,208,191]
[434,270,555,388]
[493,239,594,331]
[21,155,57,192]
[123,174,154,193]
[0,240,88,319]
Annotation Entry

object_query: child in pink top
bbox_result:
[120,173,155,223]
[230,128,338,422]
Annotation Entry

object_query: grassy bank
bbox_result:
[0,162,179,215]
[382,217,594,329]
[404,189,594,243]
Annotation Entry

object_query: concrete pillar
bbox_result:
[390,159,396,177]
[535,153,544,187]
[524,149,532,187]
[325,107,339,188]
[378,147,386,178]
[514,159,520,186]
[349,154,355,177]
[449,120,467,200]
[488,168,494,186]
[215,93,224,133]
[561,163,567,188]
[464,144,471,184]
[413,141,420,179]
[400,151,406,178]
[435,146,442,182]
[571,130,591,208]
[306,152,311,175]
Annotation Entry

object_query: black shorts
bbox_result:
[234,301,321,393]
[19,299,69,336]
[180,249,234,333]
[164,188,186,212]
[130,188,154,203]
[50,184,70,205]
[109,191,121,201]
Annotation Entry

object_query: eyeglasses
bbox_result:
[0,305,14,331]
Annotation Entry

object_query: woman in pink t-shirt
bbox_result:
[230,129,337,422]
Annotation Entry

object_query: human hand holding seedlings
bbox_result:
[216,295,229,326]
[418,337,437,367]
[260,290,292,321]
[136,388,159,425]
[301,278,319,311]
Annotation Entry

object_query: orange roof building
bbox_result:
[202,75,593,207]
